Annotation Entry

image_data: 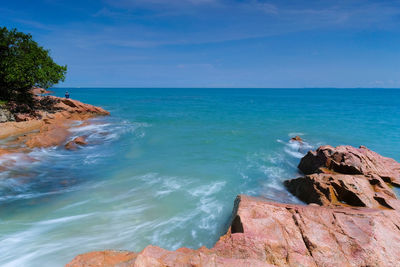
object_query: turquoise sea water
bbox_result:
[0,88,400,266]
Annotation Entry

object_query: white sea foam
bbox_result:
[288,132,304,137]
[284,147,304,158]
[189,181,226,197]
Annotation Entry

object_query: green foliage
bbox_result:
[0,27,67,103]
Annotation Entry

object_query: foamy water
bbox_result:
[1,88,400,266]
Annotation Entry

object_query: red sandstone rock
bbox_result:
[285,173,400,209]
[66,251,137,266]
[25,123,70,148]
[31,87,53,95]
[66,146,400,266]
[53,97,110,116]
[298,145,400,186]
[290,136,303,142]
[73,136,87,145]
[1,96,109,151]
[14,113,34,122]
[67,195,400,267]
[65,136,88,150]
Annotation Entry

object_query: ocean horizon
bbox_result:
[1,87,400,266]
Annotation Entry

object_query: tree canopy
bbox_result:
[0,27,67,103]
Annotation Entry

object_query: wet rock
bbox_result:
[298,145,400,186]
[67,195,400,267]
[1,96,109,150]
[66,146,400,267]
[65,136,88,150]
[290,136,303,142]
[25,123,70,148]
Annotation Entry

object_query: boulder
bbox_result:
[285,173,400,209]
[290,136,303,142]
[65,136,88,150]
[298,145,400,186]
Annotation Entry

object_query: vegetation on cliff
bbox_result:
[0,27,66,104]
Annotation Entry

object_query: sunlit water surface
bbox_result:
[0,88,399,266]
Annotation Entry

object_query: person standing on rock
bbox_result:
[65,91,70,99]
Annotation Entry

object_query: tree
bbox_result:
[0,27,67,103]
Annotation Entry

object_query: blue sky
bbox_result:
[1,0,400,87]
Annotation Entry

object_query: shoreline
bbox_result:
[67,145,400,267]
[0,93,109,156]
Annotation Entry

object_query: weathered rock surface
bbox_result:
[1,97,109,149]
[67,195,400,267]
[286,145,400,210]
[285,173,400,209]
[298,145,400,186]
[67,145,400,266]
[31,87,53,95]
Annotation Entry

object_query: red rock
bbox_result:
[66,146,400,266]
[298,145,400,186]
[14,113,34,122]
[2,95,109,151]
[73,136,87,145]
[285,173,400,209]
[64,141,78,150]
[65,136,88,150]
[67,195,400,267]
[54,97,110,116]
[25,123,70,148]
[290,136,303,142]
[31,87,53,95]
[66,250,137,266]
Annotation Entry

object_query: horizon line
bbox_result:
[52,87,400,89]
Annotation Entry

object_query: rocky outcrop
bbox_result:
[67,145,400,267]
[286,145,400,210]
[298,145,400,186]
[53,97,109,117]
[0,96,109,150]
[65,136,88,150]
[284,173,400,209]
[68,195,400,267]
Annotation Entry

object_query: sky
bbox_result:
[1,0,400,88]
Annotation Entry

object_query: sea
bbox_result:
[0,88,399,266]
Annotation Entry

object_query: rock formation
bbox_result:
[297,145,400,186]
[65,136,88,150]
[290,136,303,142]
[67,145,400,267]
[0,96,109,149]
